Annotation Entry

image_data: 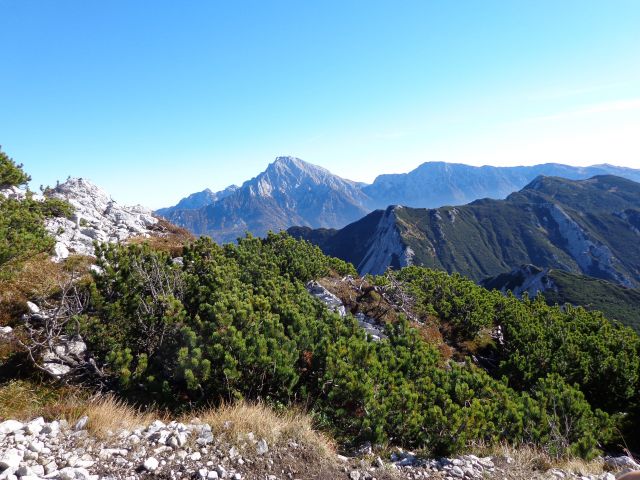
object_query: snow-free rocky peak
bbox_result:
[44,177,158,261]
[251,156,364,198]
[157,156,372,243]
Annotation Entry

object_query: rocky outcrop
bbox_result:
[0,185,28,201]
[357,206,414,275]
[305,280,387,341]
[44,178,158,261]
[305,281,346,317]
[18,301,97,381]
[39,336,88,379]
[482,265,557,298]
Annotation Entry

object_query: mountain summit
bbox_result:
[159,156,370,243]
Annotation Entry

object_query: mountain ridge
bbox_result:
[157,157,640,242]
[290,174,640,287]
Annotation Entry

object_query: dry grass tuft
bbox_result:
[482,443,605,476]
[78,395,164,438]
[0,253,93,326]
[0,254,63,325]
[0,381,162,438]
[129,218,194,257]
[188,401,334,457]
[558,456,605,476]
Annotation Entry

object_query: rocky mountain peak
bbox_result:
[246,156,363,200]
[45,177,158,261]
[271,155,305,168]
[264,156,334,181]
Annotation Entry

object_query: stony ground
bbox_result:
[1,418,638,480]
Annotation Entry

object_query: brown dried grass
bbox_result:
[0,253,92,326]
[483,443,605,476]
[128,218,194,257]
[0,381,163,437]
[187,400,334,457]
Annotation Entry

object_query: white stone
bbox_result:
[53,242,70,262]
[30,465,44,477]
[25,301,40,314]
[143,457,159,471]
[57,467,77,480]
[41,421,60,435]
[604,455,640,470]
[44,461,58,475]
[73,416,89,431]
[0,420,24,434]
[74,468,91,480]
[27,440,44,452]
[25,417,45,435]
[0,449,22,470]
[450,466,464,478]
[16,466,34,477]
[256,438,268,455]
[43,362,72,377]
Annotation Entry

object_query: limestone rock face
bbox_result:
[0,185,28,200]
[44,178,158,260]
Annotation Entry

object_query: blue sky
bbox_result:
[1,1,639,208]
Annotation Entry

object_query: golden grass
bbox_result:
[187,401,334,457]
[80,395,164,437]
[0,253,93,326]
[0,381,161,437]
[128,218,194,257]
[1,381,331,456]
[483,443,605,476]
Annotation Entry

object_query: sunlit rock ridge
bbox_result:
[44,178,158,260]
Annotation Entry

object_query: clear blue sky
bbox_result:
[1,1,639,208]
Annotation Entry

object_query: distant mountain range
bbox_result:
[157,156,640,243]
[482,265,640,334]
[156,185,238,215]
[361,161,640,209]
[290,175,640,288]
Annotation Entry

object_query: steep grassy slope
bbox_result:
[291,175,640,286]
